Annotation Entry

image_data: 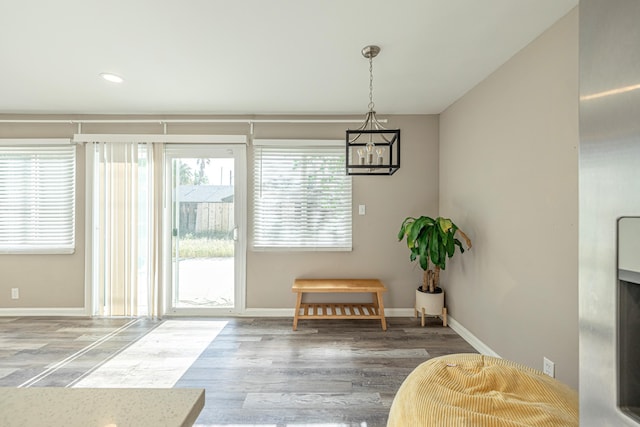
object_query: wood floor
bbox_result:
[0,316,476,426]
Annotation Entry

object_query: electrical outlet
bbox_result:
[543,357,555,377]
[11,288,19,299]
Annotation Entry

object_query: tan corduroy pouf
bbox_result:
[387,353,578,427]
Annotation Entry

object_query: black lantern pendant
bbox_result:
[346,45,400,176]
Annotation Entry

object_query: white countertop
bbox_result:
[0,387,205,427]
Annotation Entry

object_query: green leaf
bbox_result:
[438,217,453,233]
[398,217,415,241]
[430,226,440,266]
[454,238,465,254]
[397,228,406,241]
[401,217,415,229]
[418,235,428,270]
[423,226,433,265]
[404,222,414,246]
[407,219,423,247]
[446,234,455,257]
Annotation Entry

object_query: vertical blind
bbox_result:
[253,140,352,250]
[91,142,157,317]
[0,145,76,253]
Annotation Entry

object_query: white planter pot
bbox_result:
[415,288,447,327]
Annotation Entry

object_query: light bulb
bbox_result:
[366,144,374,164]
[376,147,385,165]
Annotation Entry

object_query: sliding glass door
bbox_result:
[164,145,246,315]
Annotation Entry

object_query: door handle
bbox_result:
[233,227,238,241]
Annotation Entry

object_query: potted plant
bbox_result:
[397,216,472,326]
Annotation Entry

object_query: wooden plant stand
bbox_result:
[292,279,388,331]
[416,307,448,327]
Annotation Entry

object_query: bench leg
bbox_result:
[293,292,302,331]
[374,291,387,331]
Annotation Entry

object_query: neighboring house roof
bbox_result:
[178,185,234,203]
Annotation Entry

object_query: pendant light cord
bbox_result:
[368,55,375,112]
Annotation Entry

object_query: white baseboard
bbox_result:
[241,308,295,317]
[0,307,89,317]
[384,308,415,317]
[447,315,501,358]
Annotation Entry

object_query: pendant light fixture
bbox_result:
[346,45,400,176]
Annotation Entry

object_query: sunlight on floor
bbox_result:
[73,320,227,388]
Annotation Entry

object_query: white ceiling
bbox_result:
[0,0,577,115]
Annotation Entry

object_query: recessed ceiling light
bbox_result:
[100,73,124,83]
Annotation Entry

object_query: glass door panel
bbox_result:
[165,145,245,314]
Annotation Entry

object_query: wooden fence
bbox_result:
[179,202,234,236]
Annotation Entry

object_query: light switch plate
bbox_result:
[358,205,366,215]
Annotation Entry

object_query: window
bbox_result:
[0,143,76,253]
[253,140,352,250]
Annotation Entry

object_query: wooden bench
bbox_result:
[292,278,388,331]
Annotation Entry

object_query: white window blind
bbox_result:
[253,140,352,250]
[0,145,76,253]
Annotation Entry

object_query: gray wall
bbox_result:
[438,9,579,387]
[0,115,439,312]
